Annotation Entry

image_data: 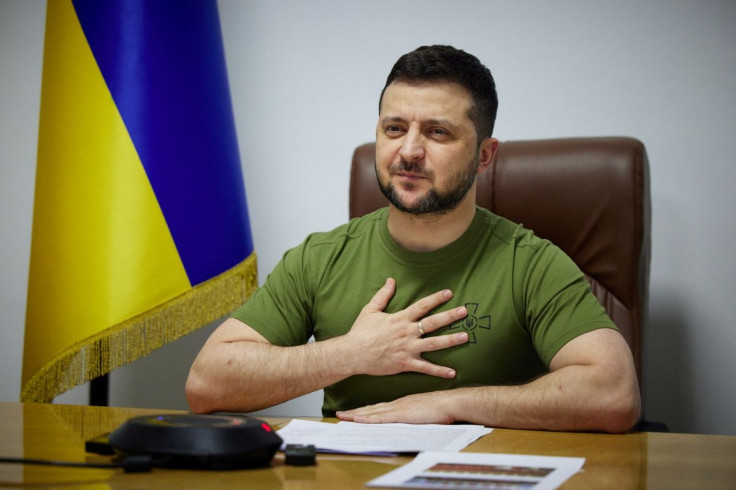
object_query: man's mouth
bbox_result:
[391,160,428,179]
[395,170,425,180]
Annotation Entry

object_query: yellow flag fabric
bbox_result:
[22,0,256,403]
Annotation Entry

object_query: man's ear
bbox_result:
[477,138,499,175]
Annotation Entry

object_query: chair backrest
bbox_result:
[349,137,651,383]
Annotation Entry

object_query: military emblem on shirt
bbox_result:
[449,303,490,343]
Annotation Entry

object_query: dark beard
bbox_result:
[376,157,479,216]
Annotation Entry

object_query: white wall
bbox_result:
[1,0,734,435]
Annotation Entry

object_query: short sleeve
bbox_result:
[230,240,316,346]
[517,240,617,367]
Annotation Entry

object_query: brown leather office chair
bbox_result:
[349,137,651,389]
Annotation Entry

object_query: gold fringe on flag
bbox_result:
[20,253,257,404]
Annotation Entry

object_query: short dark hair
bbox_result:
[379,45,498,140]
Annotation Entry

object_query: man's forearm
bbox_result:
[338,371,640,433]
[440,364,640,432]
[186,335,354,414]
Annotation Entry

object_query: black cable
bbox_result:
[0,456,117,468]
[0,455,154,473]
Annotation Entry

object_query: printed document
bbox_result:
[368,451,585,489]
[277,419,492,455]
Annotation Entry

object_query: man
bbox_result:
[186,45,640,433]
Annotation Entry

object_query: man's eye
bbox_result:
[385,125,404,134]
[430,128,450,137]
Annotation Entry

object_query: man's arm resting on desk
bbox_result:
[186,278,470,414]
[337,328,641,433]
[187,318,348,414]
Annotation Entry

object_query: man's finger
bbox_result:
[419,305,468,334]
[404,288,454,319]
[362,278,396,313]
[420,332,469,352]
[409,358,457,378]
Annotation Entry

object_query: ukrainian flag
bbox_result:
[22,0,256,403]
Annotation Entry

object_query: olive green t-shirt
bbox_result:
[232,207,616,416]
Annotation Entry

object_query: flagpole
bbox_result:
[89,374,109,406]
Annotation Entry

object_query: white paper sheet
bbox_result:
[367,451,585,489]
[277,419,492,455]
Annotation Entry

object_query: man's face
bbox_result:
[375,81,484,216]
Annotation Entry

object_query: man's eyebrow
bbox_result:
[424,118,459,129]
[379,116,461,129]
[379,116,407,125]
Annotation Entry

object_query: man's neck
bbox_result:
[387,199,477,252]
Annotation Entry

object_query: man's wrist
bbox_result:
[443,387,492,425]
[319,334,360,378]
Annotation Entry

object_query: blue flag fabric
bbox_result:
[74,0,253,285]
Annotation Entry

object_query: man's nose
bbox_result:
[398,129,425,162]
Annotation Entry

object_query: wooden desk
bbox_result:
[1,401,734,489]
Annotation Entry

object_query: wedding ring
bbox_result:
[417,321,425,336]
